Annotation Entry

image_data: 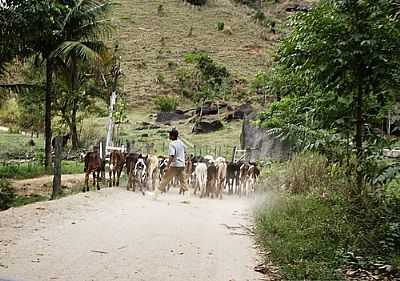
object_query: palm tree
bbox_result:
[0,0,112,168]
[51,0,112,150]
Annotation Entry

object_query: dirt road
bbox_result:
[0,188,263,281]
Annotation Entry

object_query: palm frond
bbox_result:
[51,41,103,65]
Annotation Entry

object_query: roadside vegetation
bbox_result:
[255,0,400,280]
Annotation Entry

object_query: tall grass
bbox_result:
[154,96,178,112]
[255,152,400,280]
[286,152,330,194]
[0,160,84,179]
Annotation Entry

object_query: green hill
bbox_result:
[112,0,312,107]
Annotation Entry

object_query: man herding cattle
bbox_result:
[156,128,188,196]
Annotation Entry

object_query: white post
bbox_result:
[106,91,117,152]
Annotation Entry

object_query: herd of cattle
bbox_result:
[83,150,261,199]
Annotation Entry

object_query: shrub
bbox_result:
[253,9,266,22]
[217,21,224,31]
[156,73,165,84]
[286,152,330,194]
[0,98,20,125]
[155,96,178,112]
[0,179,16,210]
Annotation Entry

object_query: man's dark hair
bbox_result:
[169,128,179,140]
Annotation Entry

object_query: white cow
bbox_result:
[193,162,207,197]
[146,155,159,191]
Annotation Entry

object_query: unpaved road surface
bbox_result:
[0,188,263,281]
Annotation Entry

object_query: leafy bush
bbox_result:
[217,21,224,31]
[253,9,266,22]
[0,179,16,210]
[155,96,178,112]
[0,98,20,125]
[180,51,231,102]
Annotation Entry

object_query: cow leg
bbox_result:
[92,171,96,188]
[193,179,198,195]
[219,180,223,200]
[84,172,89,192]
[139,177,145,195]
[97,171,101,190]
[112,169,116,186]
[116,169,121,187]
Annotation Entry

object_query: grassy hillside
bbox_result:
[113,0,305,106]
[82,0,315,152]
[0,0,316,159]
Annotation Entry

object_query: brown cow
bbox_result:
[83,151,102,192]
[247,164,260,194]
[126,152,139,191]
[109,150,125,187]
[205,163,217,198]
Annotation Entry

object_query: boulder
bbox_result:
[195,102,229,116]
[241,118,291,161]
[285,4,311,12]
[156,111,189,123]
[225,103,254,121]
[195,105,219,116]
[192,120,223,134]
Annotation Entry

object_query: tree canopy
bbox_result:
[260,0,400,188]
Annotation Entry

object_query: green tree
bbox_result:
[261,0,400,190]
[54,65,108,149]
[51,0,112,149]
[0,0,111,167]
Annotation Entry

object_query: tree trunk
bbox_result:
[51,135,63,199]
[70,59,80,150]
[70,106,79,150]
[44,59,53,172]
[355,85,363,192]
